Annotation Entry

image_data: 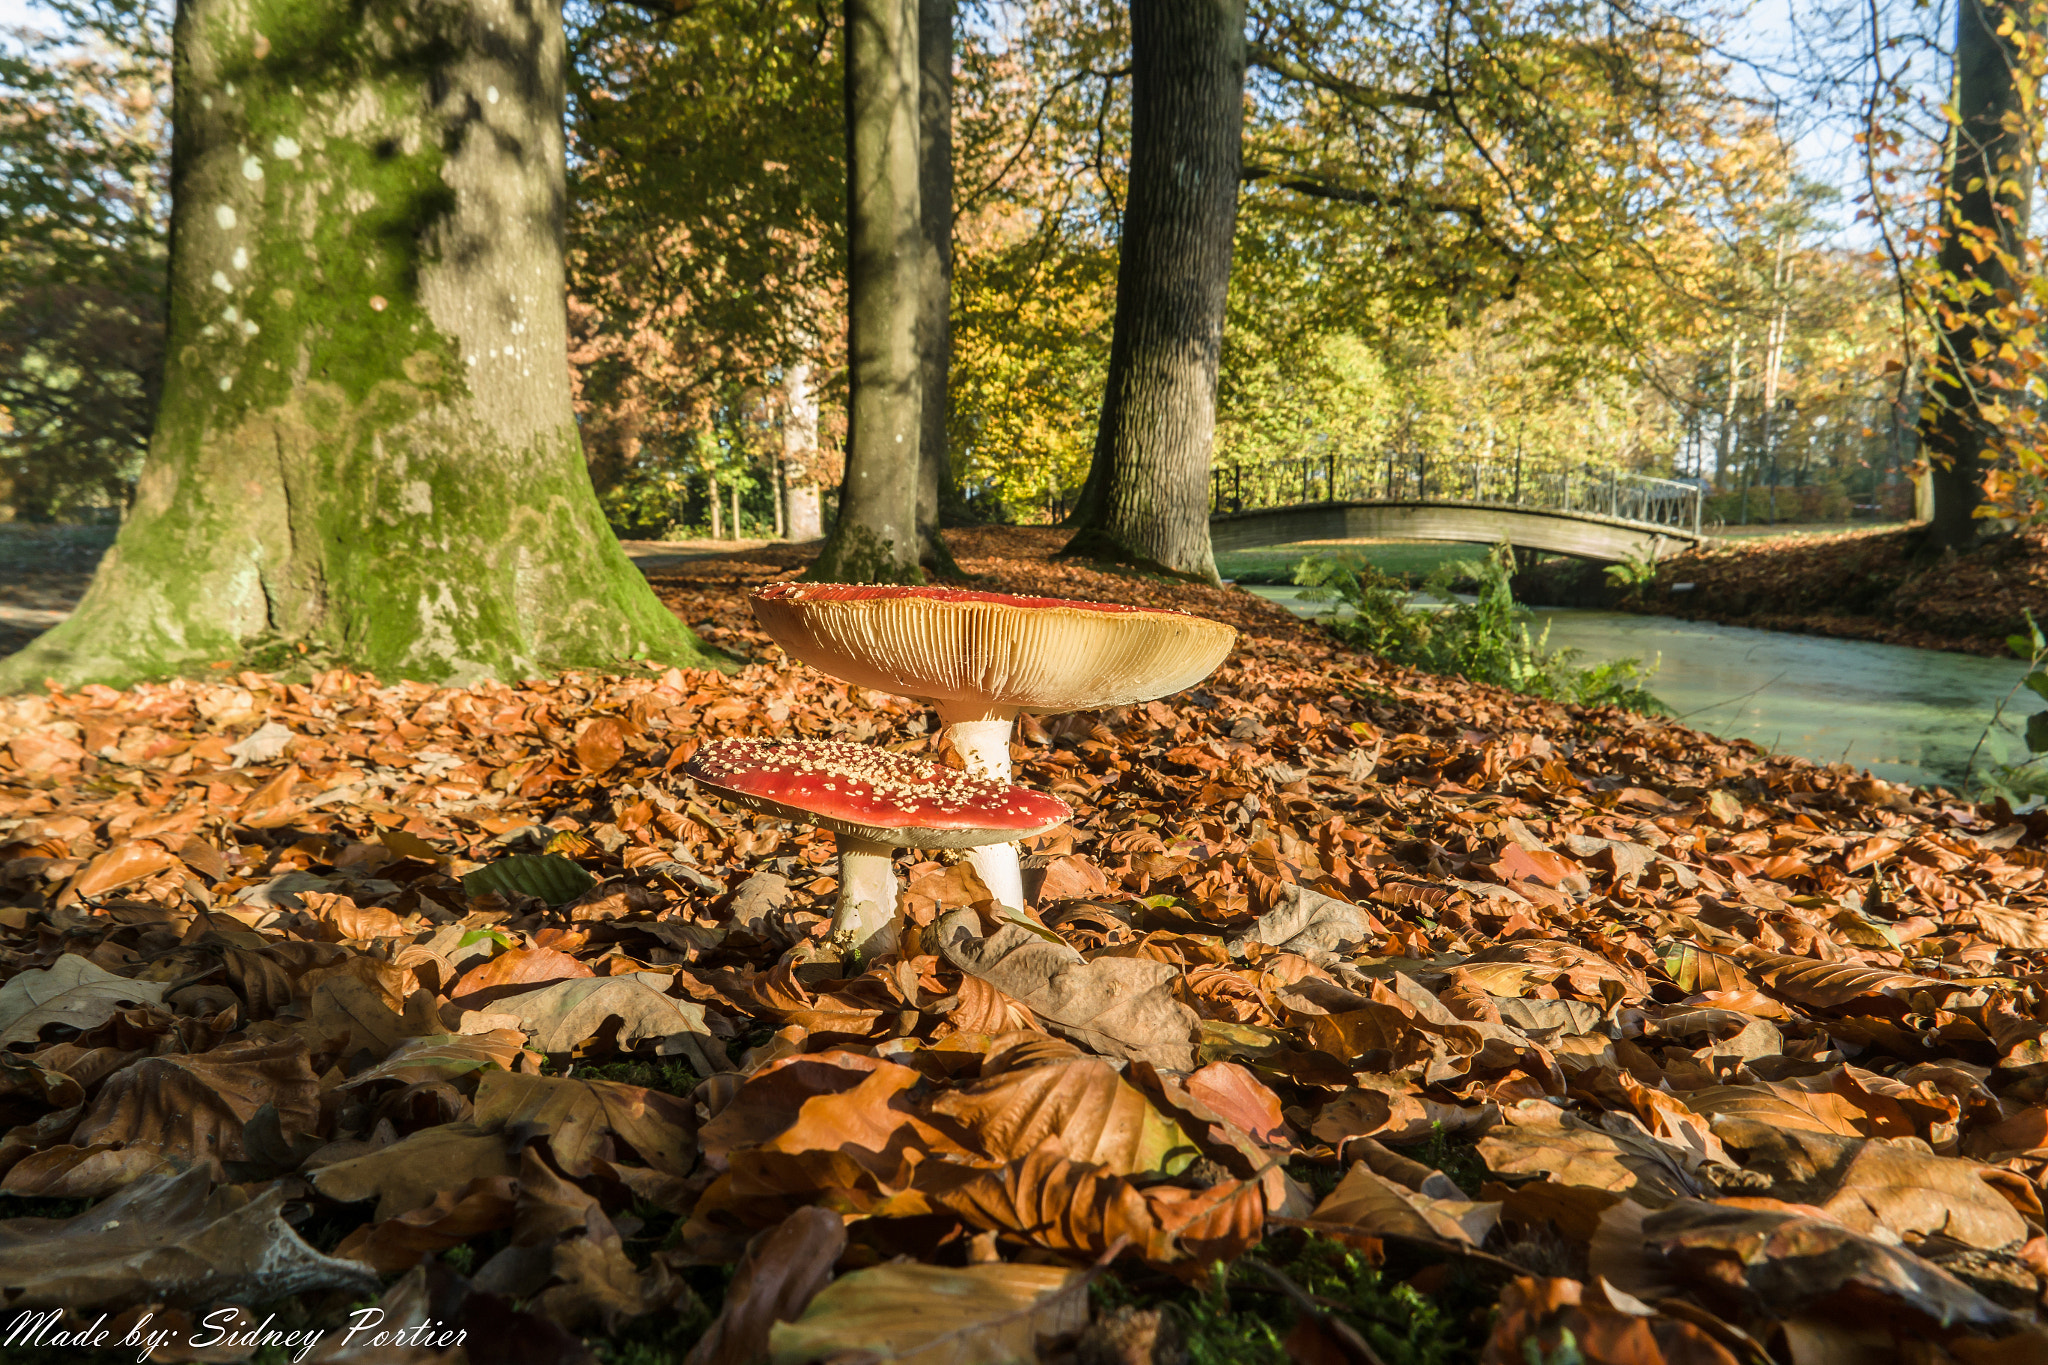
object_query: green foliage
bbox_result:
[1976,610,2048,801]
[461,854,598,906]
[564,0,842,509]
[1298,543,1666,713]
[579,1059,703,1096]
[1409,1123,1489,1197]
[1095,1235,1480,1365]
[1602,549,1659,604]
[0,0,169,522]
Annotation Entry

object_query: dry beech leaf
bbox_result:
[574,715,631,775]
[1183,1061,1291,1148]
[69,841,180,899]
[1309,1160,1501,1246]
[1712,1117,2029,1250]
[1638,1199,2026,1338]
[1228,884,1383,959]
[450,945,595,1000]
[0,955,167,1046]
[337,1030,529,1091]
[1479,1103,1704,1207]
[686,1206,846,1365]
[308,1122,517,1220]
[934,909,1198,1070]
[0,1165,378,1309]
[333,1175,520,1274]
[473,1071,698,1177]
[935,1140,1264,1265]
[930,1049,1198,1177]
[71,1036,320,1172]
[1737,950,1961,1011]
[488,974,727,1074]
[766,1260,1088,1365]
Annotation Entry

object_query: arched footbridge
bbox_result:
[1209,454,1704,562]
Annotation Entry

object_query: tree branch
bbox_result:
[1239,164,1483,225]
[1246,41,1441,113]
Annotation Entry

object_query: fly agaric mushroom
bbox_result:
[681,736,1070,958]
[749,584,1236,913]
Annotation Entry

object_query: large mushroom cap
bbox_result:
[682,737,1070,849]
[750,584,1237,712]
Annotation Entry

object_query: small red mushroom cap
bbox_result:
[681,738,1069,849]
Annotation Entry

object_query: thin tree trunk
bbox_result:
[709,474,723,540]
[773,453,786,540]
[1717,332,1742,496]
[1921,0,2042,552]
[782,358,824,541]
[813,0,923,583]
[1760,240,1792,525]
[1060,0,1246,585]
[0,0,716,691]
[915,0,959,575]
[732,480,742,540]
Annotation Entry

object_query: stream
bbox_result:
[1244,585,2047,790]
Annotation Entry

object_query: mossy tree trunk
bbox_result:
[1921,0,2042,553]
[915,0,959,576]
[0,0,719,693]
[812,0,924,584]
[1061,0,1245,585]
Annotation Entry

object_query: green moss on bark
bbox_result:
[808,523,926,585]
[0,0,722,692]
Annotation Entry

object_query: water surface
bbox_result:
[1245,585,2045,789]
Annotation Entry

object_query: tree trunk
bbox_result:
[782,358,824,541]
[0,0,717,691]
[1060,0,1245,585]
[1921,0,2042,552]
[812,0,923,583]
[709,474,723,540]
[773,455,786,540]
[1717,332,1742,493]
[732,480,742,540]
[915,0,959,575]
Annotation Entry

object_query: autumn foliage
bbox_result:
[1,528,2047,1361]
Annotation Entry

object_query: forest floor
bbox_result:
[1,525,2047,1364]
[1516,523,2048,657]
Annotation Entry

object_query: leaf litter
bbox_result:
[0,525,2046,1362]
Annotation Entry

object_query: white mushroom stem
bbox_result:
[832,834,901,959]
[935,700,1029,915]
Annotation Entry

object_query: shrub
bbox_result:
[1296,543,1667,713]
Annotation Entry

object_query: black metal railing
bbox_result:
[1208,451,1703,537]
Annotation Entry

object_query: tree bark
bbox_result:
[812,0,923,583]
[1921,0,2042,552]
[1060,0,1245,585]
[708,474,723,540]
[0,0,718,691]
[782,358,824,541]
[915,0,959,575]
